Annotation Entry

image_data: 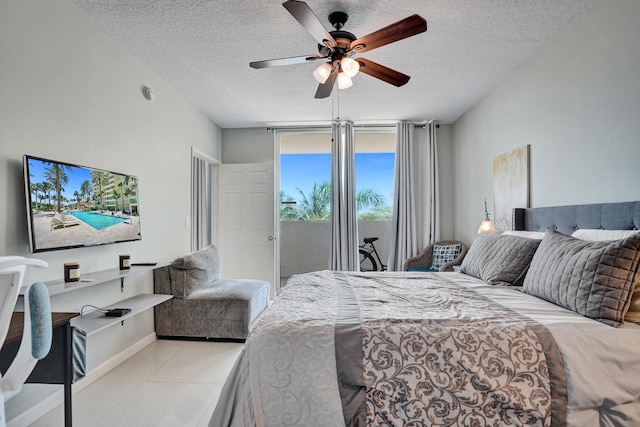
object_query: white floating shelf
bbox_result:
[29,262,170,296]
[71,293,172,336]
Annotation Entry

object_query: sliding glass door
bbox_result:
[279,131,332,286]
[277,127,396,284]
[354,130,395,270]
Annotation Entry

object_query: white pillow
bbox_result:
[572,229,640,241]
[502,230,546,239]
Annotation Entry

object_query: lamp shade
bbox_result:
[313,63,333,84]
[337,72,353,89]
[477,219,497,234]
[340,57,360,78]
[477,198,497,234]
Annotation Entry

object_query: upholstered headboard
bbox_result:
[513,201,640,235]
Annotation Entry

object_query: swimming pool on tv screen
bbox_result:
[68,211,128,230]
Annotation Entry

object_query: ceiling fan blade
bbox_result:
[314,66,338,99]
[250,55,323,69]
[350,14,427,53]
[356,58,410,87]
[283,0,337,48]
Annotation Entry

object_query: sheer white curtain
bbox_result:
[191,148,218,252]
[387,121,440,271]
[330,121,360,271]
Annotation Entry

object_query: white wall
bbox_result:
[451,0,640,245]
[0,0,222,369]
[222,128,274,164]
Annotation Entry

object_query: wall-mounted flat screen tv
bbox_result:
[23,155,142,253]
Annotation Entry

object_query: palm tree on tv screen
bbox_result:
[112,188,120,212]
[117,175,131,214]
[123,177,137,215]
[80,180,91,209]
[73,191,82,209]
[42,181,54,209]
[44,162,72,213]
[91,170,109,210]
[30,182,44,210]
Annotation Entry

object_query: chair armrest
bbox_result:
[402,245,435,271]
[153,266,173,295]
[438,245,469,272]
[439,261,459,272]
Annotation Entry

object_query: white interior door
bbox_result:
[218,163,275,297]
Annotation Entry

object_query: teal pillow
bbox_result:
[431,244,461,269]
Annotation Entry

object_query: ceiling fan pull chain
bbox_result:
[337,87,340,120]
[331,87,340,121]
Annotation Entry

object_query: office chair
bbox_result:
[0,256,50,427]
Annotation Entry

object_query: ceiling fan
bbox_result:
[249,0,427,99]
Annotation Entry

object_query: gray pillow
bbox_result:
[460,234,541,286]
[170,245,220,297]
[625,286,640,324]
[523,230,640,327]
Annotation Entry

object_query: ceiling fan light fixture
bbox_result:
[337,72,353,89]
[340,57,360,77]
[313,62,333,84]
[251,2,428,99]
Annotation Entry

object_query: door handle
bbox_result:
[268,235,275,241]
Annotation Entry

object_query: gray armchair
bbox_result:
[402,240,468,272]
[153,245,270,340]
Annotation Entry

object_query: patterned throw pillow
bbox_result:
[431,244,461,270]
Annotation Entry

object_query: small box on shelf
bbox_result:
[63,262,80,282]
[119,254,131,270]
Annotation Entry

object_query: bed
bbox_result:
[210,201,640,426]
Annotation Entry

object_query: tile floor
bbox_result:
[30,339,243,427]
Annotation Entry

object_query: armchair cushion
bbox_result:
[431,244,462,270]
[403,240,468,272]
[170,245,220,297]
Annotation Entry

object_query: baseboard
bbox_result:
[6,384,62,427]
[73,332,157,394]
[6,333,158,425]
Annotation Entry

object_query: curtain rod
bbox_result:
[267,121,439,131]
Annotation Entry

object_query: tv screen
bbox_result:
[23,155,142,253]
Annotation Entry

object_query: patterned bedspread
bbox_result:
[211,271,568,426]
[354,273,565,426]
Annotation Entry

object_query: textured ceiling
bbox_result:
[70,0,598,128]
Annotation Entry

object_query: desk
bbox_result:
[1,312,78,427]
